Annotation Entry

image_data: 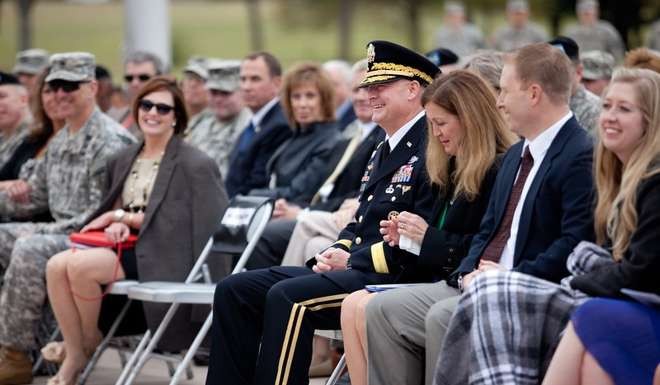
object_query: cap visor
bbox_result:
[45,71,89,83]
[358,74,402,88]
[12,64,41,75]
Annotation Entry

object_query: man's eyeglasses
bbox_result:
[138,99,175,115]
[48,80,83,93]
[124,74,152,83]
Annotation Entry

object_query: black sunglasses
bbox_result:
[138,99,175,115]
[124,74,152,83]
[48,80,83,93]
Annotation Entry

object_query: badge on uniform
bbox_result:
[385,185,394,194]
[391,164,413,183]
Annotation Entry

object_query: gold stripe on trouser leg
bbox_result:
[273,293,350,385]
[280,305,307,385]
[275,303,303,385]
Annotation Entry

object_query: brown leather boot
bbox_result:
[0,347,32,385]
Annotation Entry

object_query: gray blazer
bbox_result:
[88,135,228,350]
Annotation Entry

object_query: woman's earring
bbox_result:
[171,121,176,127]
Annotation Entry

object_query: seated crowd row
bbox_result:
[0,36,658,385]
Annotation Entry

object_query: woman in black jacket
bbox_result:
[340,70,517,385]
[249,63,341,205]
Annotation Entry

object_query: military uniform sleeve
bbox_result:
[37,151,110,234]
[0,147,50,219]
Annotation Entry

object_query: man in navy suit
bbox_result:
[225,52,291,198]
[364,42,595,385]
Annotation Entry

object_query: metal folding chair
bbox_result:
[78,280,140,384]
[314,330,346,385]
[114,196,273,385]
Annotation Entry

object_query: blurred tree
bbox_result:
[17,0,34,50]
[246,0,264,51]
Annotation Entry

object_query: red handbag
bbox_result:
[69,231,138,249]
[67,231,139,300]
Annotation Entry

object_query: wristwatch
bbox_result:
[457,274,465,293]
[113,208,126,223]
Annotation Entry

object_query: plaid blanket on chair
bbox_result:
[433,241,614,385]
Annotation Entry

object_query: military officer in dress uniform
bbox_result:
[205,40,438,385]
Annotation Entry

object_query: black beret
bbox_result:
[360,40,440,88]
[425,48,460,67]
[0,71,21,86]
[548,36,580,61]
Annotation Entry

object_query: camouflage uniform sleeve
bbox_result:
[37,149,109,234]
[0,149,50,219]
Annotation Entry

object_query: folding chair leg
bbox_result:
[168,311,213,385]
[78,299,133,385]
[32,327,60,375]
[114,329,151,385]
[122,303,181,385]
[325,354,346,385]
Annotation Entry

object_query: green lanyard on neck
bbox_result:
[436,201,449,230]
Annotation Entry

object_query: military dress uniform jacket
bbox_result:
[308,117,436,287]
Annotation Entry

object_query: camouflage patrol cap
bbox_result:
[183,56,209,80]
[577,0,598,12]
[46,52,96,82]
[506,0,529,12]
[205,59,241,92]
[13,48,49,75]
[581,50,615,80]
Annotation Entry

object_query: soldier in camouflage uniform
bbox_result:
[580,50,615,96]
[181,56,215,139]
[0,52,134,385]
[549,37,601,134]
[433,2,485,57]
[185,60,251,177]
[0,73,31,173]
[563,0,625,61]
[12,49,49,96]
[491,0,548,52]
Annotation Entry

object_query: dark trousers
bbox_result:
[245,219,297,269]
[205,266,389,385]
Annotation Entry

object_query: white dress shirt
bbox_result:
[250,97,279,132]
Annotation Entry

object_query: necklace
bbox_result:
[126,151,164,212]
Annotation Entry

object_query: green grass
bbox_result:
[1,0,544,81]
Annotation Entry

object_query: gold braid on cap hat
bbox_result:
[369,62,433,84]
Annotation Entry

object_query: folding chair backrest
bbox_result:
[182,196,273,284]
[212,196,273,255]
[212,195,273,273]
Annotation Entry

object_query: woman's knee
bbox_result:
[341,290,366,327]
[355,293,374,322]
[46,249,73,278]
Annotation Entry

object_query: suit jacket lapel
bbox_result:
[140,136,180,234]
[513,118,578,261]
[365,118,425,191]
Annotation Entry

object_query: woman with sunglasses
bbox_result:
[42,76,228,385]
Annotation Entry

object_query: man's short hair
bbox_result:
[323,60,352,86]
[508,43,573,105]
[124,51,164,74]
[244,52,282,78]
